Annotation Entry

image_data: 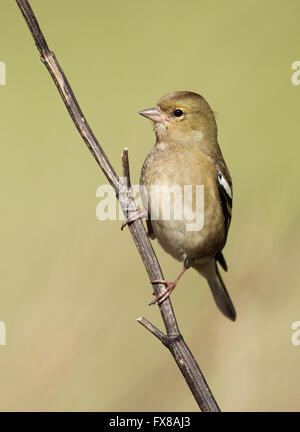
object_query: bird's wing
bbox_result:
[216,165,232,243]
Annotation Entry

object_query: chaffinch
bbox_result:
[138,91,236,321]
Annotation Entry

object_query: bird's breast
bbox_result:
[140,145,226,263]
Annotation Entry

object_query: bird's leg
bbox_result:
[121,207,147,230]
[149,266,188,305]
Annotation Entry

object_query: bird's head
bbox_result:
[139,91,217,146]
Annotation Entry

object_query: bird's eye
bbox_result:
[173,109,183,117]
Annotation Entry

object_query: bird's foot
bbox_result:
[149,280,177,305]
[149,267,188,306]
[121,207,147,230]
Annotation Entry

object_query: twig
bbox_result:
[136,317,166,342]
[122,148,131,189]
[16,0,220,412]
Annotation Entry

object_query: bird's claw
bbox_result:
[121,208,147,230]
[149,279,177,305]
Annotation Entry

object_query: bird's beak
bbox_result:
[139,106,165,123]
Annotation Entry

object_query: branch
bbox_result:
[122,148,131,189]
[16,0,220,412]
[137,317,166,342]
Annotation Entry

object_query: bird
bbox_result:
[135,91,236,321]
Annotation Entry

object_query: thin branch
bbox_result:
[122,148,131,189]
[121,148,135,222]
[136,317,165,343]
[16,0,220,412]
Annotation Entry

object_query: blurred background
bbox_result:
[0,0,299,411]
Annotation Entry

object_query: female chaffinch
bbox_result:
[138,91,236,321]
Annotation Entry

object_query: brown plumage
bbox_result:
[139,91,236,321]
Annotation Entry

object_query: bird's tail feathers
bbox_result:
[194,260,236,321]
[208,264,236,321]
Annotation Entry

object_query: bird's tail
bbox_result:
[208,264,236,321]
[194,260,236,321]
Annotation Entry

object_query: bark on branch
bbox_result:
[16,0,220,412]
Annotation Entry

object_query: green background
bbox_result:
[0,0,300,411]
